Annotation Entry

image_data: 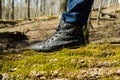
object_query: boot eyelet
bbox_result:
[59,32,62,34]
[51,38,54,40]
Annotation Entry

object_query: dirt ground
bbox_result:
[0,12,120,52]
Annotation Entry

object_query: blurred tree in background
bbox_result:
[0,0,119,20]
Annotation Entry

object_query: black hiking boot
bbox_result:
[30,20,85,52]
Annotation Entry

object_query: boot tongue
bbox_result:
[59,20,65,27]
[56,20,65,31]
[57,20,74,31]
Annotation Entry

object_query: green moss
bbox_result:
[0,44,120,79]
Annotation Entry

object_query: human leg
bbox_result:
[62,0,93,25]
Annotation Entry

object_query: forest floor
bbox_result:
[0,8,120,79]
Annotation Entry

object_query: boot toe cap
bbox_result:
[30,43,42,52]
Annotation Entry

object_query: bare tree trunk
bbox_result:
[0,0,2,19]
[107,0,111,11]
[113,0,118,15]
[25,0,28,19]
[11,0,14,20]
[64,0,68,11]
[43,0,46,15]
[2,0,5,19]
[40,0,45,15]
[35,0,39,17]
[5,0,11,20]
[102,0,106,8]
[60,0,68,12]
[28,0,30,19]
[97,0,103,25]
[40,0,42,15]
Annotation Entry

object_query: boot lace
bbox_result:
[42,30,61,44]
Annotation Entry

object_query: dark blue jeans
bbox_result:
[62,0,93,25]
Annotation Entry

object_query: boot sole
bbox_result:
[38,42,86,52]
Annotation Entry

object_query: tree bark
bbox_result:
[28,0,30,19]
[113,0,118,15]
[35,0,39,17]
[11,0,14,20]
[63,0,68,11]
[0,0,2,19]
[107,0,111,11]
[97,0,103,25]
[60,0,68,12]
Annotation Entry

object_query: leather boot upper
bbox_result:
[30,20,85,52]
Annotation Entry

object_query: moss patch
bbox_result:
[0,44,120,79]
